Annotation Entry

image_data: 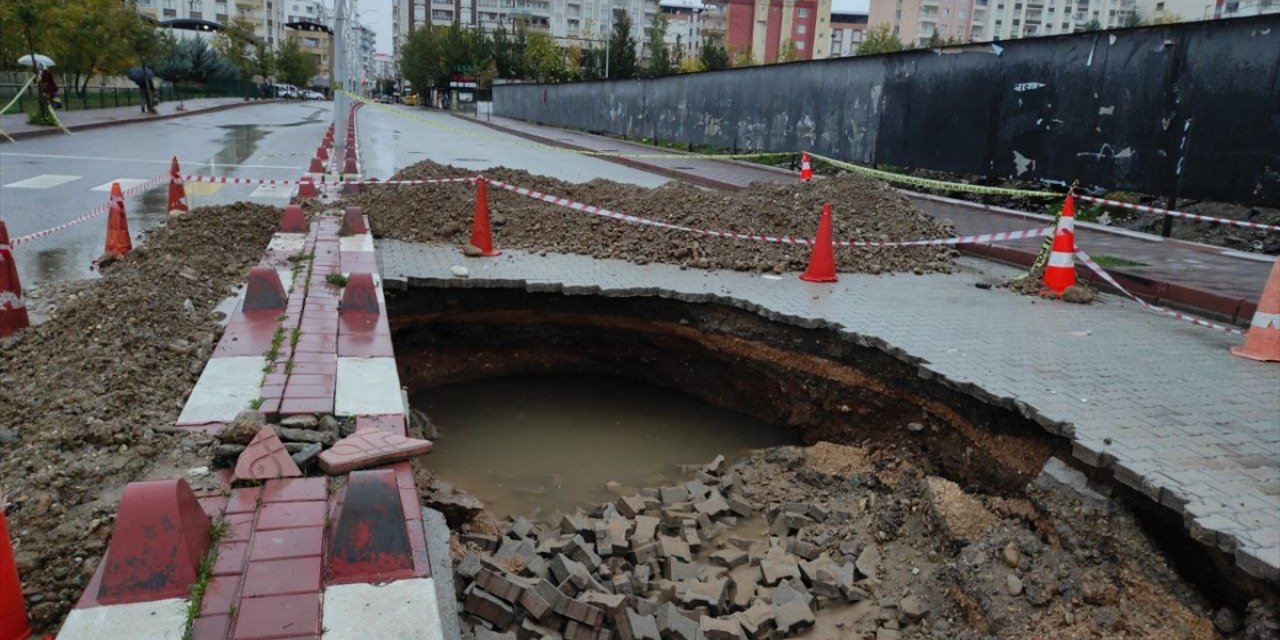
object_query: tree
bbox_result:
[857,24,904,55]
[1122,10,1143,27]
[157,37,234,109]
[275,36,319,88]
[564,45,585,80]
[678,56,704,73]
[3,0,57,122]
[1082,18,1103,31]
[608,10,639,78]
[731,49,757,67]
[399,25,439,92]
[214,17,261,99]
[524,31,563,81]
[50,0,135,98]
[126,15,171,113]
[1143,11,1181,24]
[698,37,729,71]
[777,39,800,62]
[645,12,671,76]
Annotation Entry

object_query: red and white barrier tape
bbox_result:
[181,175,475,186]
[487,179,1053,248]
[1073,250,1245,335]
[1076,195,1280,233]
[10,174,168,247]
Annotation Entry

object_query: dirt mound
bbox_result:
[0,203,280,631]
[349,161,956,274]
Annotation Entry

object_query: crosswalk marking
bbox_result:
[3,174,81,189]
[91,179,148,192]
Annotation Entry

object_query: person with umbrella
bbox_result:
[126,66,159,113]
[37,63,59,109]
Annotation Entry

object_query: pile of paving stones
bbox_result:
[349,161,957,275]
[455,455,877,639]
[212,410,355,471]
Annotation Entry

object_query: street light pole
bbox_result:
[335,0,348,169]
[605,3,611,79]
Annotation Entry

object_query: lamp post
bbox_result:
[335,0,348,167]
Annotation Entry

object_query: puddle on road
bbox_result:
[209,124,267,175]
[414,373,797,518]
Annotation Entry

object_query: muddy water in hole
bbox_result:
[415,374,798,518]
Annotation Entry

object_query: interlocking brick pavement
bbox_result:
[378,239,1280,582]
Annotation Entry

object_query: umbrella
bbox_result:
[16,54,55,67]
[125,66,157,83]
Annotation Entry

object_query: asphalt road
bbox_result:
[0,101,331,288]
[355,104,670,187]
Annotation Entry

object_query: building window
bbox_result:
[796,40,805,48]
[959,9,966,17]
[797,24,806,33]
[942,7,950,15]
[797,7,809,16]
[1156,1,1164,8]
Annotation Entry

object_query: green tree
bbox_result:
[678,56,704,73]
[524,31,563,81]
[777,39,800,62]
[608,10,639,78]
[50,0,136,98]
[698,36,729,71]
[275,36,319,88]
[1143,10,1181,24]
[731,49,757,67]
[856,24,904,55]
[2,0,57,122]
[1082,18,1103,31]
[126,15,171,113]
[645,12,671,76]
[399,26,439,91]
[214,17,260,99]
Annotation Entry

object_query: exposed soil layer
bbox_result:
[349,161,957,274]
[0,203,281,632]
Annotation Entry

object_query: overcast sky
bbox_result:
[354,0,870,56]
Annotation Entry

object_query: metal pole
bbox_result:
[605,4,611,79]
[335,0,348,171]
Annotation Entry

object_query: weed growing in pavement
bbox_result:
[284,360,295,375]
[209,516,230,543]
[262,326,286,373]
[249,397,264,410]
[326,272,348,287]
[181,518,229,640]
[290,327,302,348]
[1091,254,1148,268]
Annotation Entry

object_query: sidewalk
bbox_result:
[461,113,1275,322]
[1,98,276,140]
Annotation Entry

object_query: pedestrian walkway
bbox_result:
[462,113,1274,316]
[379,240,1280,584]
[1,98,267,139]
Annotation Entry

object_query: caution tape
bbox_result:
[487,178,1053,248]
[10,174,168,246]
[181,175,475,186]
[1073,250,1245,335]
[1076,195,1280,232]
[808,153,1060,199]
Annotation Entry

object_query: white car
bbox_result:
[301,90,324,100]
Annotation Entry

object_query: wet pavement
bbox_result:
[0,101,331,288]
[355,104,670,186]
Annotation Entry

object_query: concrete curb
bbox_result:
[454,112,1259,325]
[1,99,287,142]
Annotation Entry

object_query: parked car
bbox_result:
[301,90,323,100]
[378,94,393,104]
[404,93,418,106]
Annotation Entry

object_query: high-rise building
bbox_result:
[134,0,286,48]
[660,0,706,62]
[1135,0,1278,20]
[392,0,659,52]
[828,9,867,55]
[717,0,833,61]
[868,0,1138,46]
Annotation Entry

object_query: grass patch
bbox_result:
[249,397,264,410]
[181,517,230,640]
[325,272,348,287]
[262,325,286,372]
[1091,254,1147,268]
[290,326,302,348]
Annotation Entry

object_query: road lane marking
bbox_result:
[3,174,81,189]
[92,179,148,191]
[0,152,298,170]
[250,184,297,199]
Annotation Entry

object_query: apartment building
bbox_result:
[393,0,658,49]
[661,0,706,61]
[136,0,288,48]
[718,0,833,61]
[828,9,868,55]
[869,0,1138,45]
[1136,0,1278,19]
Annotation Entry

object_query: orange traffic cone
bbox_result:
[1232,256,1280,362]
[308,157,325,173]
[167,157,189,216]
[0,221,31,338]
[468,178,500,257]
[800,152,813,182]
[1042,194,1077,295]
[317,146,329,161]
[109,181,126,217]
[296,176,318,200]
[1,507,33,640]
[800,203,837,282]
[104,203,132,258]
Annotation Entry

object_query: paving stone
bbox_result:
[681,577,729,614]
[556,595,606,627]
[656,603,704,640]
[617,495,648,518]
[581,591,628,617]
[663,558,700,583]
[233,426,301,481]
[694,491,731,519]
[318,429,433,474]
[658,535,692,563]
[734,600,777,640]
[785,538,821,561]
[773,599,816,636]
[771,580,813,611]
[699,615,742,640]
[464,584,517,629]
[618,608,662,640]
[709,548,747,570]
[660,486,690,505]
[631,515,660,546]
[726,496,755,518]
[758,556,801,587]
[566,534,604,569]
[476,568,528,604]
[495,537,538,566]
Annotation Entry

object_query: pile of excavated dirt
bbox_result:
[436,443,1253,640]
[0,203,280,631]
[349,161,956,274]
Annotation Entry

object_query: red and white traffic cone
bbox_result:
[1,506,33,640]
[1232,256,1280,362]
[104,203,133,258]
[468,178,501,257]
[296,176,318,200]
[1042,194,1077,295]
[800,203,837,282]
[800,152,813,183]
[167,157,189,216]
[0,222,31,338]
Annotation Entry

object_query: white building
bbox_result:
[660,0,704,62]
[136,0,286,49]
[1135,0,1278,20]
[393,0,659,50]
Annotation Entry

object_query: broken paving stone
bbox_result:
[556,595,607,627]
[290,442,322,468]
[618,608,662,640]
[856,544,882,581]
[773,599,816,637]
[664,558,700,583]
[464,584,517,629]
[710,548,747,570]
[631,515,660,546]
[658,535,693,563]
[461,533,500,552]
[735,600,777,640]
[703,454,725,476]
[617,494,648,518]
[495,537,537,566]
[694,491,730,519]
[279,414,319,429]
[273,425,336,446]
[566,535,604,569]
[685,479,711,501]
[758,557,802,587]
[727,496,754,518]
[581,591,628,617]
[233,425,301,481]
[660,485,691,505]
[682,577,729,614]
[508,516,533,540]
[551,554,589,584]
[700,615,743,640]
[476,568,528,605]
[317,429,433,474]
[771,580,813,611]
[785,538,821,561]
[656,603,703,640]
